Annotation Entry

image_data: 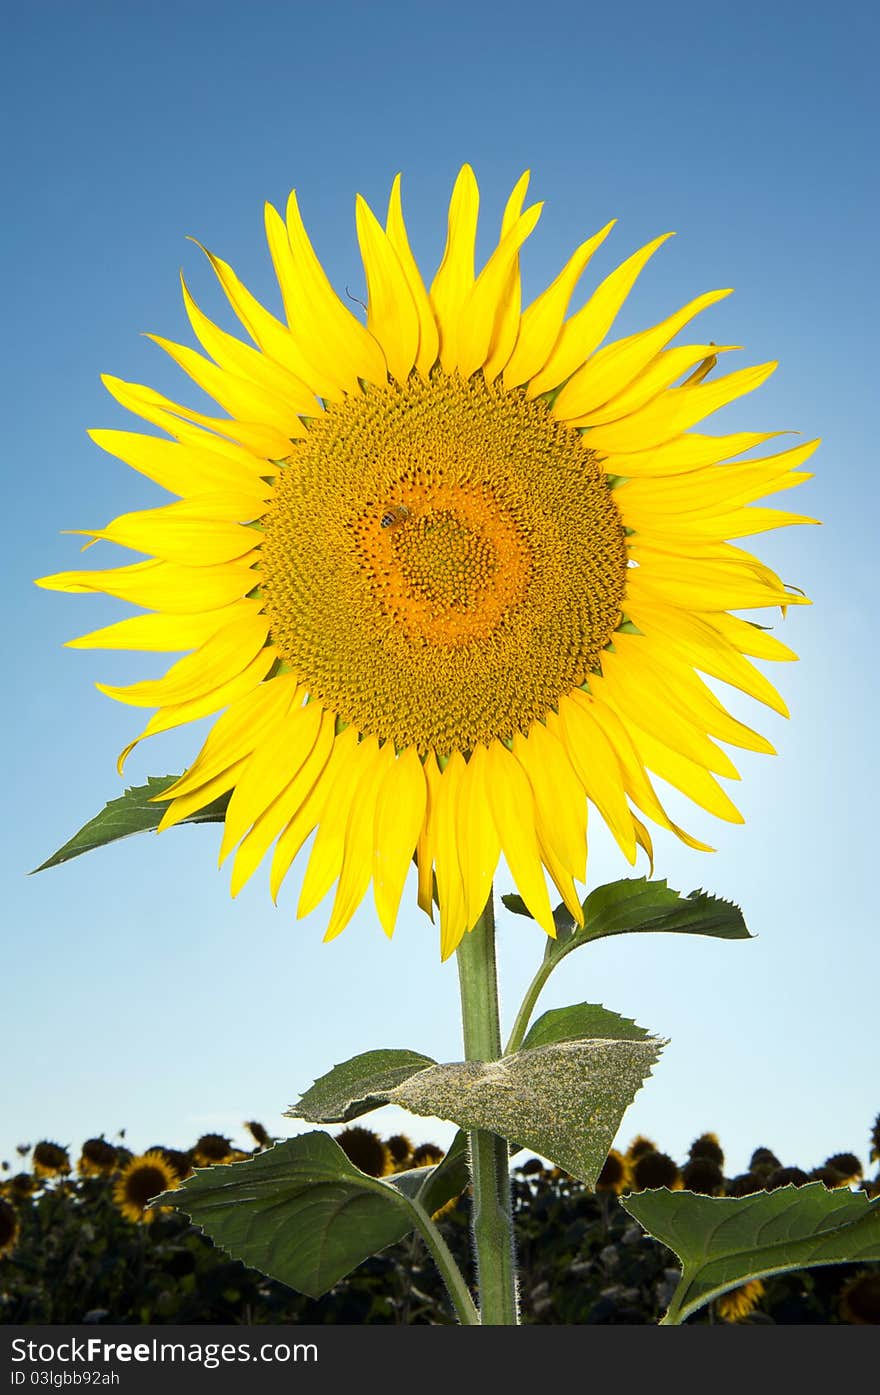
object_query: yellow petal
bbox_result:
[457,744,501,934]
[116,646,278,772]
[101,373,297,458]
[553,288,731,419]
[372,745,428,937]
[502,220,616,388]
[96,612,270,709]
[482,170,531,382]
[513,722,587,882]
[551,696,637,863]
[430,164,480,373]
[36,557,257,613]
[583,361,777,453]
[456,202,543,379]
[221,698,326,862]
[562,344,740,427]
[625,597,790,716]
[148,334,308,439]
[385,175,440,377]
[434,750,469,961]
[416,752,441,919]
[598,430,784,479]
[627,543,805,612]
[65,603,255,652]
[180,273,319,416]
[528,233,674,396]
[71,498,263,566]
[263,201,348,402]
[485,741,555,936]
[324,739,394,942]
[191,237,327,395]
[157,756,251,832]
[616,439,819,512]
[298,729,370,917]
[88,429,268,497]
[356,195,420,385]
[158,675,302,801]
[707,609,798,663]
[585,693,713,852]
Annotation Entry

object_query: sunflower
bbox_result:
[78,1137,118,1176]
[335,1126,391,1177]
[37,167,816,957]
[0,1199,19,1259]
[112,1150,179,1223]
[595,1147,630,1194]
[32,1142,70,1179]
[192,1133,234,1166]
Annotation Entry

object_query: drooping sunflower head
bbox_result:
[112,1150,179,1224]
[385,1133,414,1168]
[192,1134,234,1166]
[595,1147,631,1194]
[244,1120,271,1149]
[38,167,817,958]
[631,1150,682,1192]
[334,1126,390,1178]
[32,1142,71,1179]
[411,1142,446,1168]
[681,1156,725,1194]
[823,1152,863,1184]
[687,1132,724,1168]
[77,1137,118,1176]
[626,1135,659,1162]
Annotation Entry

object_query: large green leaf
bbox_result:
[521,1003,650,1052]
[32,777,228,872]
[622,1183,880,1324]
[289,1049,437,1125]
[385,1037,664,1186]
[150,1133,418,1299]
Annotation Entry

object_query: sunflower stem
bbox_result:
[456,890,520,1325]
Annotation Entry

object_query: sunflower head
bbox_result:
[681,1156,725,1195]
[626,1135,658,1162]
[385,1134,414,1167]
[716,1280,765,1323]
[3,1174,36,1202]
[112,1151,179,1224]
[156,1148,194,1180]
[37,166,816,958]
[32,1142,70,1179]
[688,1132,724,1168]
[0,1199,20,1260]
[631,1151,681,1192]
[749,1147,781,1175]
[823,1152,862,1183]
[334,1127,390,1177]
[870,1115,880,1165]
[809,1165,849,1189]
[78,1138,118,1176]
[595,1148,631,1194]
[411,1143,446,1168]
[192,1134,234,1166]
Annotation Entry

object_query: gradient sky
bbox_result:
[4,0,877,1181]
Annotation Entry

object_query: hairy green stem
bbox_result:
[456,892,520,1325]
[407,1198,481,1326]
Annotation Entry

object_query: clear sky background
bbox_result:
[4,0,877,1180]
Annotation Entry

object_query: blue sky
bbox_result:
[4,0,877,1181]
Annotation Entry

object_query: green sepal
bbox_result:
[288,1049,438,1125]
[622,1183,880,1325]
[32,776,226,872]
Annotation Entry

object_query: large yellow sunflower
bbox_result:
[38,166,816,959]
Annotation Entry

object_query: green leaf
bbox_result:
[288,1049,438,1125]
[502,878,750,983]
[150,1133,417,1299]
[621,1183,880,1325]
[521,1003,650,1052]
[32,777,229,872]
[385,1037,664,1186]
